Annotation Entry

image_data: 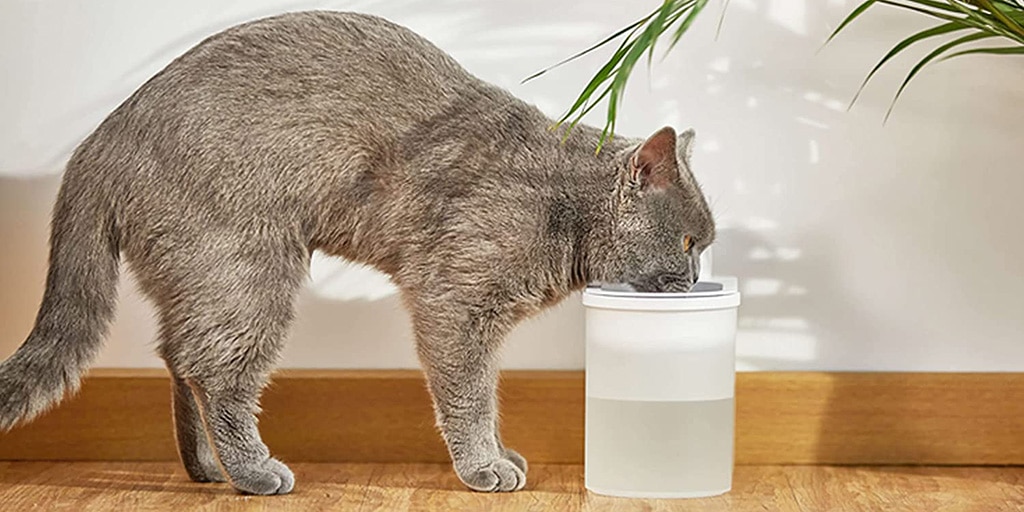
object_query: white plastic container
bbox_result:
[582,278,741,498]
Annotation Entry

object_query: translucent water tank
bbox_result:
[582,277,741,498]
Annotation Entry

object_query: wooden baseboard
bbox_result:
[1,370,1021,465]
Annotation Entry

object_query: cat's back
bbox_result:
[118,11,475,136]
[92,11,490,222]
[206,11,467,86]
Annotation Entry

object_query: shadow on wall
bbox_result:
[719,233,832,372]
[719,227,943,466]
[721,226,910,372]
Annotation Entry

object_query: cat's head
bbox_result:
[593,126,714,293]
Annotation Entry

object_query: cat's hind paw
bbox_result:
[184,461,226,483]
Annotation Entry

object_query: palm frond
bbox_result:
[884,31,998,120]
[528,0,1024,146]
[827,0,1024,118]
[524,0,708,151]
[848,21,971,108]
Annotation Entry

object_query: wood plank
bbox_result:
[0,370,1022,465]
[736,372,1024,465]
[0,462,1021,511]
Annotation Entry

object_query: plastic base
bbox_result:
[585,486,731,499]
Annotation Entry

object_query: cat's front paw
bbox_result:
[228,457,295,495]
[457,458,527,492]
[503,448,528,475]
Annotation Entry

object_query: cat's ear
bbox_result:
[677,128,696,166]
[629,126,679,190]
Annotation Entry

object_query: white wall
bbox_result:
[1,0,1022,371]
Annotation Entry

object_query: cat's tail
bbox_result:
[0,160,120,431]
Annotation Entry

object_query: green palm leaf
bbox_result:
[979,0,1024,38]
[848,21,971,108]
[832,1,1024,117]
[524,0,709,149]
[939,44,1024,58]
[668,0,709,52]
[885,32,998,121]
[825,0,879,47]
[529,0,1024,142]
[521,18,650,84]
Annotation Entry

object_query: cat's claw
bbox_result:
[459,458,527,492]
[229,458,295,495]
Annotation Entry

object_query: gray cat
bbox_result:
[0,11,714,494]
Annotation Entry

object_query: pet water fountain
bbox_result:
[582,249,741,498]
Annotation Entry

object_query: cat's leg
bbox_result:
[410,303,527,492]
[168,369,225,482]
[185,372,294,495]
[146,235,307,495]
[165,301,299,495]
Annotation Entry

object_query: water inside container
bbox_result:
[689,281,724,293]
[585,396,734,497]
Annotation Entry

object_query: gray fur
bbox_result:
[170,373,226,483]
[0,11,714,494]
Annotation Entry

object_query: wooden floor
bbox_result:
[1,462,1022,511]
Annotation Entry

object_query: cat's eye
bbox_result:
[683,235,694,252]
